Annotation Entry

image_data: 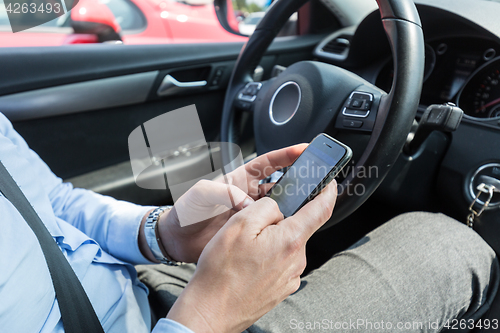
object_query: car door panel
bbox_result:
[0,71,158,121]
[13,91,226,204]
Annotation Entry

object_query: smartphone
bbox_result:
[266,133,352,217]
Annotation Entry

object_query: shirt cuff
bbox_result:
[152,319,195,333]
[107,203,156,265]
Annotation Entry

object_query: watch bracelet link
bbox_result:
[144,206,182,266]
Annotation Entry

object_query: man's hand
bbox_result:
[149,144,307,263]
[167,180,338,333]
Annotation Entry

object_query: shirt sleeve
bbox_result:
[0,113,155,265]
[49,183,155,264]
[153,319,195,333]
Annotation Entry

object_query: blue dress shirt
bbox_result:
[0,113,193,333]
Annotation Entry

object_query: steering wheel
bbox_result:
[220,0,425,229]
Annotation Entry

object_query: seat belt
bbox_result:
[0,160,105,333]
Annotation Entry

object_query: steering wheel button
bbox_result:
[239,82,263,102]
[343,119,364,128]
[350,99,363,108]
[342,108,370,118]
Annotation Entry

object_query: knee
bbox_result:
[384,212,495,256]
[382,212,499,291]
[357,212,499,318]
[388,212,491,251]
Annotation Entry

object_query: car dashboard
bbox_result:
[315,1,500,127]
[311,0,500,248]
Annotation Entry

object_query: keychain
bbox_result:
[467,183,498,228]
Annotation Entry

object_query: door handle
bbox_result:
[157,74,207,97]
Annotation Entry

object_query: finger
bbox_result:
[258,182,275,198]
[280,180,338,241]
[175,180,254,227]
[230,197,284,233]
[244,144,307,180]
[195,180,254,211]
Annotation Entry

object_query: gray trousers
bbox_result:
[136,212,499,332]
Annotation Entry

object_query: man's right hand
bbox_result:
[166,180,338,333]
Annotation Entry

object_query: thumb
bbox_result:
[281,180,338,241]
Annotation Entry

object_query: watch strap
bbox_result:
[144,206,181,266]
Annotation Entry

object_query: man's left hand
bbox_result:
[156,144,307,263]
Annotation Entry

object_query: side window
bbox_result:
[101,0,145,32]
[0,0,71,30]
[0,1,10,29]
[0,0,143,32]
[0,0,249,46]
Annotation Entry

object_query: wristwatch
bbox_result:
[144,206,181,266]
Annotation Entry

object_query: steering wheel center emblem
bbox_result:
[269,81,302,126]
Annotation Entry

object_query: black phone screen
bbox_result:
[268,141,347,217]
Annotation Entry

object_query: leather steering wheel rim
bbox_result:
[220,0,425,229]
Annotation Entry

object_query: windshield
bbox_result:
[319,0,377,26]
[244,16,262,25]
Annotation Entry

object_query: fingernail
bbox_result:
[242,198,253,208]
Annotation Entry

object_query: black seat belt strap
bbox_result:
[0,160,105,333]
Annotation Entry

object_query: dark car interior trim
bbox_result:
[0,35,325,97]
[0,71,158,121]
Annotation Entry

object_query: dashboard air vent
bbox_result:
[322,36,351,55]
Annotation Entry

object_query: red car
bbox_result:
[0,0,246,47]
